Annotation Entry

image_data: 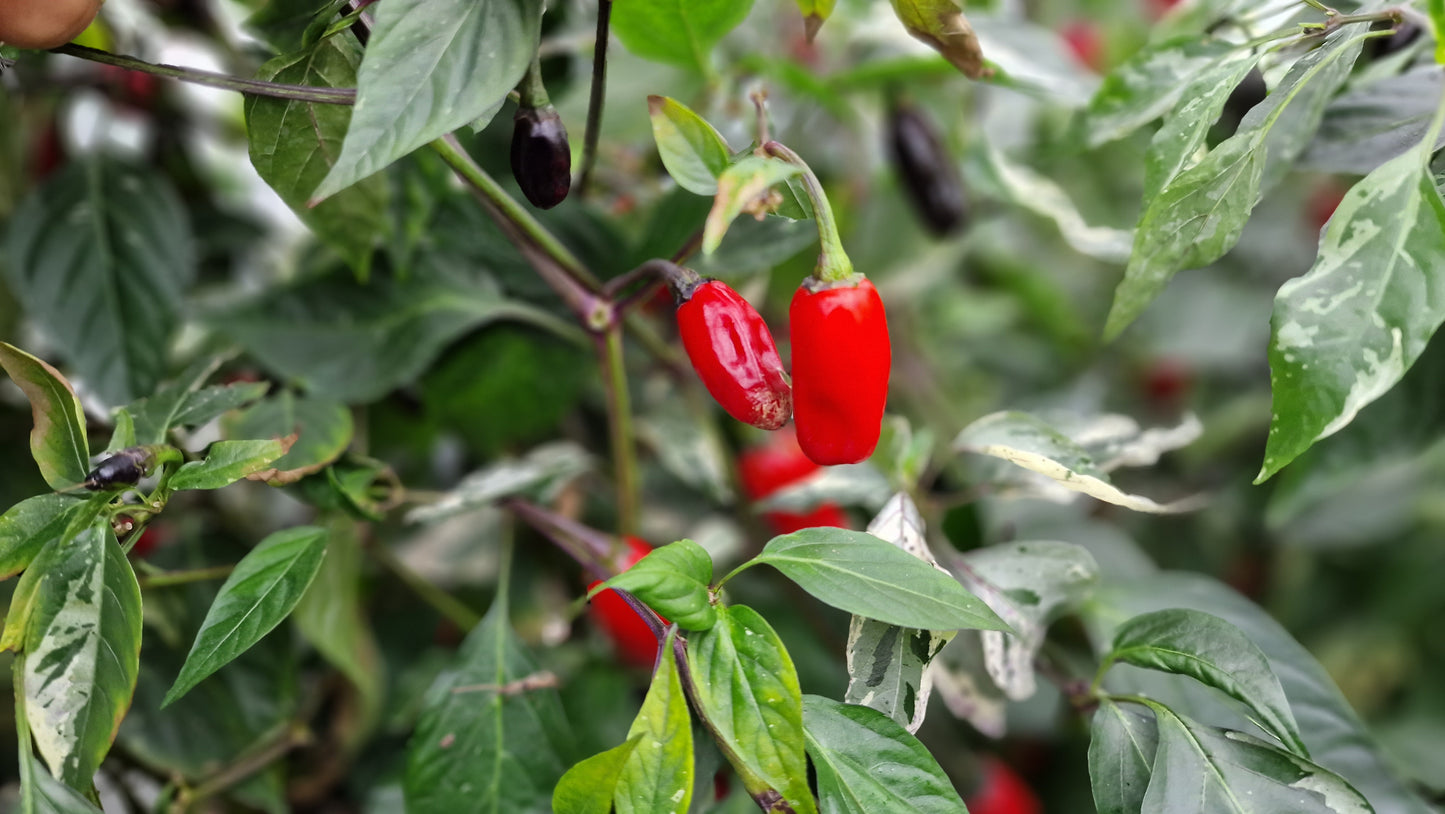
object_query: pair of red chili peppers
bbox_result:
[672,269,890,466]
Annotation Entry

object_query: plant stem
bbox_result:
[364,537,482,630]
[577,0,613,196]
[182,723,312,809]
[52,44,356,104]
[599,325,639,536]
[762,141,854,283]
[138,565,234,589]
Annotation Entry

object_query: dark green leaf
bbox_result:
[1106,32,1364,339]
[1079,37,1238,147]
[1303,69,1445,175]
[22,518,142,789]
[754,528,1007,631]
[615,629,694,814]
[404,597,571,813]
[0,495,87,581]
[223,392,353,485]
[603,539,715,631]
[1109,608,1306,755]
[612,0,755,73]
[687,605,815,814]
[2,159,195,404]
[127,357,225,445]
[0,343,90,490]
[553,736,643,814]
[163,526,329,706]
[246,37,389,274]
[168,438,293,491]
[1259,131,1445,481]
[801,694,965,814]
[212,262,573,404]
[648,95,732,195]
[1090,699,1158,814]
[310,0,543,199]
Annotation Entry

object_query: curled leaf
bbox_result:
[890,0,991,80]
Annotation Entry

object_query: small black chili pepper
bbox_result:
[84,446,158,491]
[887,100,968,238]
[1212,68,1268,141]
[511,105,572,210]
[1364,21,1422,61]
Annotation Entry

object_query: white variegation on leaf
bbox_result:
[844,494,955,732]
[756,463,892,513]
[929,635,1007,738]
[954,411,1204,513]
[977,145,1133,264]
[405,442,591,524]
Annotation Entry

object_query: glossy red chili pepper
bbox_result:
[789,277,890,466]
[510,105,572,210]
[966,758,1042,814]
[739,430,848,534]
[677,279,792,431]
[587,537,666,668]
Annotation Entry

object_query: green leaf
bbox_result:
[974,144,1133,263]
[889,0,989,80]
[404,441,591,524]
[1142,50,1262,206]
[104,408,136,454]
[1106,32,1364,339]
[647,95,733,195]
[1085,573,1432,814]
[602,539,716,631]
[404,597,571,813]
[168,438,294,491]
[0,495,88,582]
[1303,70,1445,175]
[2,158,195,404]
[615,628,694,814]
[127,357,223,445]
[802,695,966,813]
[753,528,1008,631]
[310,0,543,200]
[1141,703,1375,814]
[702,156,804,254]
[1089,699,1158,814]
[246,37,388,276]
[1258,132,1445,481]
[223,392,353,485]
[0,343,90,490]
[292,521,384,741]
[212,262,573,404]
[1429,0,1445,65]
[953,411,1201,513]
[1107,608,1307,757]
[687,605,814,814]
[553,736,643,814]
[163,526,329,707]
[17,733,105,814]
[1079,36,1237,147]
[22,518,142,789]
[612,0,755,73]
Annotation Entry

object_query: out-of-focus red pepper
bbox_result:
[966,757,1042,814]
[739,429,848,534]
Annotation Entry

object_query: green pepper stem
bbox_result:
[762,140,854,283]
[517,50,551,110]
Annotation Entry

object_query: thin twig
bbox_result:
[52,44,356,104]
[137,565,234,590]
[577,0,613,195]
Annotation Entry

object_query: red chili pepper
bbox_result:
[587,537,666,668]
[739,430,849,534]
[676,278,792,431]
[966,758,1042,814]
[789,277,890,465]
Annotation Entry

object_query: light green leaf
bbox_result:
[953,411,1202,513]
[246,36,388,275]
[703,156,804,254]
[553,736,643,814]
[1143,51,1263,206]
[404,441,591,524]
[163,526,329,707]
[687,605,814,814]
[17,727,106,814]
[802,695,966,814]
[2,159,194,404]
[223,392,353,485]
[602,539,716,631]
[889,0,988,79]
[0,495,88,581]
[1089,699,1158,814]
[404,596,571,813]
[1258,125,1445,481]
[0,343,90,490]
[22,518,142,789]
[1079,36,1238,147]
[975,145,1132,263]
[753,528,1008,631]
[616,628,694,814]
[1107,608,1307,756]
[648,95,732,195]
[1106,32,1365,339]
[612,0,755,73]
[795,0,836,39]
[168,438,294,491]
[310,0,543,200]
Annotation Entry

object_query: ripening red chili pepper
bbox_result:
[966,758,1042,814]
[588,537,666,668]
[510,104,572,210]
[888,100,968,238]
[739,430,849,534]
[676,277,792,431]
[790,277,891,466]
